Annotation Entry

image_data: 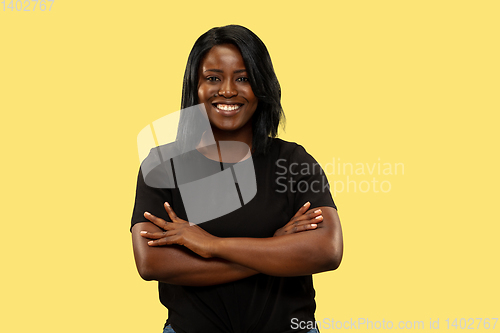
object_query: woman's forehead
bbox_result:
[199,44,246,70]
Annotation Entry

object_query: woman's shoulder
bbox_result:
[269,137,308,158]
[267,138,324,169]
[270,137,299,151]
[140,142,180,188]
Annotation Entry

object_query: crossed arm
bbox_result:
[131,202,343,286]
[132,222,259,286]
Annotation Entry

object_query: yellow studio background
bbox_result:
[1,1,498,332]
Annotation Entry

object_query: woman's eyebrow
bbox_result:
[204,69,247,73]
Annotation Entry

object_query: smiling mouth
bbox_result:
[213,103,243,112]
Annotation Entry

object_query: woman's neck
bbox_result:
[211,128,252,149]
[196,125,253,163]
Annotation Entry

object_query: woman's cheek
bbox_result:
[198,85,215,101]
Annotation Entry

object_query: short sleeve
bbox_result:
[130,166,173,231]
[288,145,337,214]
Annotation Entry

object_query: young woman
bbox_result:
[131,25,343,333]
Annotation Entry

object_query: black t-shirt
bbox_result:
[131,138,336,333]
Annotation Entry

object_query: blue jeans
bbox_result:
[163,324,319,333]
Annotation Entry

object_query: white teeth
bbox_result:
[215,104,241,111]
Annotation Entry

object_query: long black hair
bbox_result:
[176,25,285,156]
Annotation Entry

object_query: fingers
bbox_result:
[278,219,320,236]
[292,201,311,218]
[139,229,178,246]
[147,235,178,247]
[291,215,322,230]
[281,208,324,235]
[289,208,323,225]
[140,230,175,239]
[164,202,182,223]
[144,202,186,226]
[292,223,319,233]
[144,211,169,230]
[305,208,323,222]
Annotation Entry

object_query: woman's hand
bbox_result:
[273,201,324,237]
[140,202,219,259]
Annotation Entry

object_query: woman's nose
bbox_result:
[218,80,237,98]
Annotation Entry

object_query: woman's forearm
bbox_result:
[211,207,343,276]
[134,206,342,283]
[132,222,258,286]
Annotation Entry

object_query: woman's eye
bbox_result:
[237,77,249,82]
[207,77,220,82]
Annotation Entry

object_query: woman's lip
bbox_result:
[212,101,244,104]
[212,103,242,116]
[212,102,243,107]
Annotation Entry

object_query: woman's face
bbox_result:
[197,44,258,136]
